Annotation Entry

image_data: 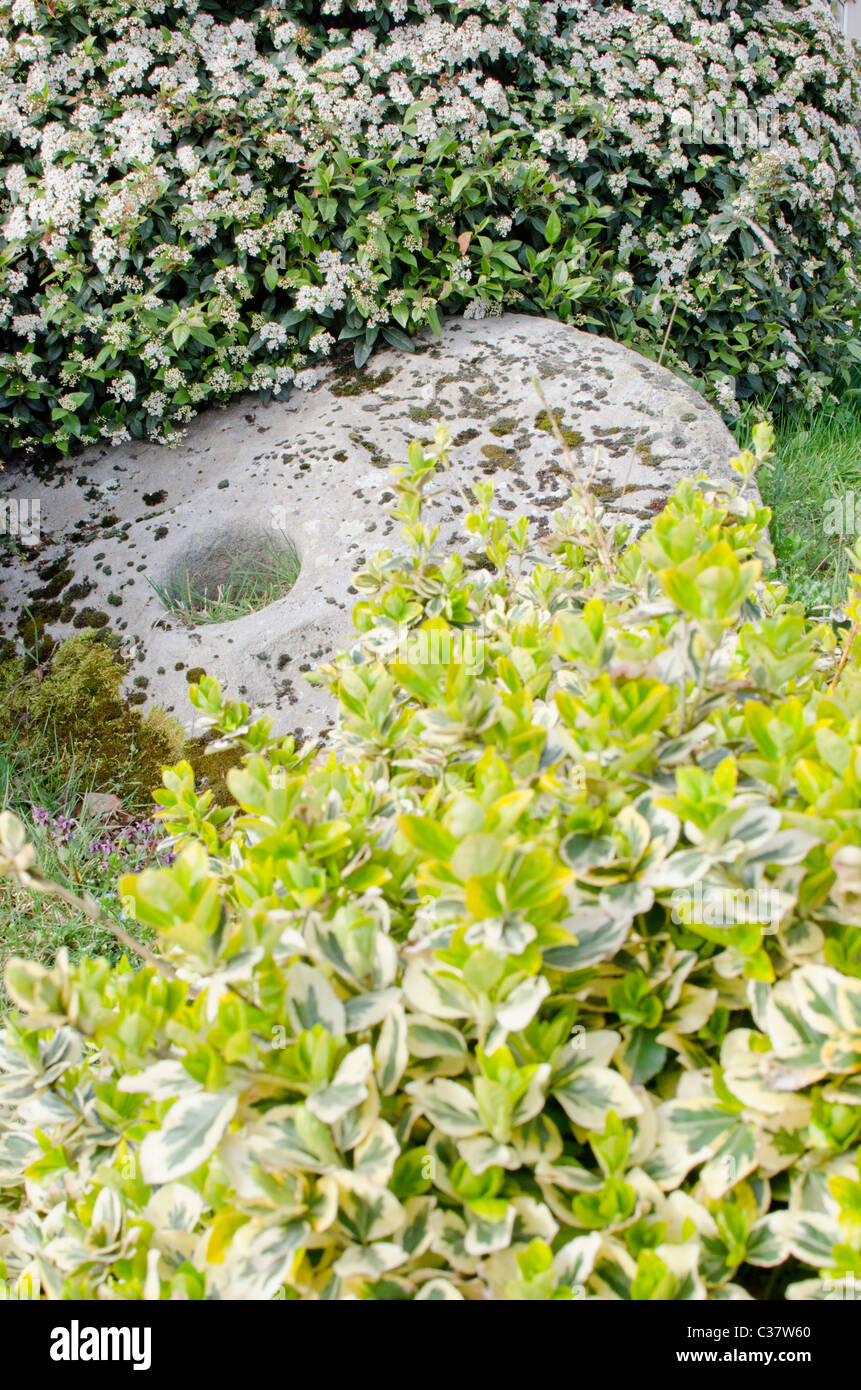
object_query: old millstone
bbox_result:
[0,315,741,739]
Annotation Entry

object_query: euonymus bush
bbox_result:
[3,0,861,458]
[2,423,861,1300]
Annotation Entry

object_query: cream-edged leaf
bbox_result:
[139,1090,238,1184]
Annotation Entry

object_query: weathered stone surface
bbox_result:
[0,315,740,738]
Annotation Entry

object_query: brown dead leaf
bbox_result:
[76,792,125,821]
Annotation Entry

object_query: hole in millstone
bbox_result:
[149,525,300,625]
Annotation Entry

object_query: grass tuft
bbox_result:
[739,398,861,614]
[151,532,300,625]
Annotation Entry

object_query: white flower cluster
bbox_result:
[0,0,859,456]
[294,250,354,314]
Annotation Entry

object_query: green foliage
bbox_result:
[2,0,861,458]
[2,422,861,1300]
[0,808,158,1019]
[752,398,861,616]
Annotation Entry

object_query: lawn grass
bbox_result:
[739,395,861,614]
[0,723,157,1012]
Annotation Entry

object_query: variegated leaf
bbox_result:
[406,1078,484,1137]
[307,1045,373,1124]
[375,1002,409,1095]
[139,1090,238,1184]
[554,1062,642,1131]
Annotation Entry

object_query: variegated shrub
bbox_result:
[2,421,861,1300]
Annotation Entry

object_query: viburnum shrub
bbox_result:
[2,422,861,1300]
[2,0,861,458]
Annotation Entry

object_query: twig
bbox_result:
[619,291,681,498]
[15,871,260,1013]
[829,617,859,693]
[40,879,176,978]
[532,378,617,579]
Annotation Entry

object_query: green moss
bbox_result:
[64,580,95,603]
[561,428,585,448]
[36,553,72,582]
[489,417,517,437]
[0,632,187,797]
[186,666,206,683]
[591,482,618,501]
[72,607,109,630]
[408,405,434,423]
[480,444,517,469]
[453,428,480,446]
[184,737,242,806]
[16,612,49,659]
[330,365,394,397]
[349,431,392,470]
[534,410,585,449]
[29,568,73,602]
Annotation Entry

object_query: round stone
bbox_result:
[0,315,741,738]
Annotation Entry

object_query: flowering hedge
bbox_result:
[2,0,861,458]
[2,423,861,1299]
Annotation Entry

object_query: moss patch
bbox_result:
[534,410,585,449]
[72,607,109,630]
[480,444,517,470]
[0,631,244,806]
[330,365,394,397]
[0,633,185,797]
[30,568,73,602]
[349,430,392,470]
[183,738,243,806]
